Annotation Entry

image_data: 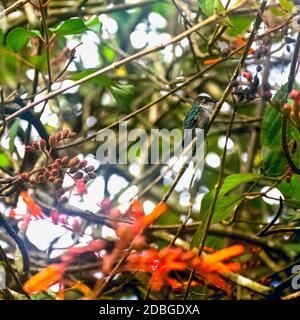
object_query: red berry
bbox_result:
[242,71,253,82]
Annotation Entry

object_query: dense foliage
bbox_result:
[0,0,300,300]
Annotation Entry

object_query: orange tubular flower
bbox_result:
[126,248,190,291]
[203,58,222,65]
[194,244,245,293]
[125,245,245,293]
[23,263,66,294]
[143,201,167,227]
[20,191,43,218]
[235,37,255,55]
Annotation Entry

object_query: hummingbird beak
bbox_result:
[211,98,219,103]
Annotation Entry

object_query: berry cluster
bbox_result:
[232,66,272,101]
[283,90,300,125]
[25,128,77,154]
[21,129,97,204]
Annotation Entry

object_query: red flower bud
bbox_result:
[48,135,56,146]
[20,172,30,182]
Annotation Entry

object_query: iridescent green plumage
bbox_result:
[183,95,217,131]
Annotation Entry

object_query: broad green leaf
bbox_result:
[199,0,232,26]
[50,16,102,36]
[198,0,216,16]
[227,16,252,37]
[280,175,300,199]
[29,55,47,71]
[221,173,261,195]
[262,148,287,176]
[261,83,288,147]
[190,173,261,248]
[190,195,242,248]
[6,28,41,52]
[85,16,102,33]
[260,83,291,176]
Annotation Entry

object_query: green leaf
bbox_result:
[6,28,41,52]
[69,70,114,87]
[50,16,102,36]
[220,173,261,195]
[271,6,284,16]
[0,153,11,167]
[280,175,300,198]
[227,16,252,37]
[190,173,261,248]
[110,84,136,112]
[85,16,102,33]
[190,194,242,248]
[279,0,294,12]
[261,84,288,147]
[260,84,291,176]
[262,148,287,176]
[198,0,217,16]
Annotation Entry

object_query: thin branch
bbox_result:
[257,197,283,237]
[0,213,30,276]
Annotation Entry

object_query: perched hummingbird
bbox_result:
[182,95,218,154]
[183,94,218,132]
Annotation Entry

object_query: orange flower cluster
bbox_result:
[125,245,245,293]
[20,191,44,218]
[23,240,105,294]
[102,199,167,273]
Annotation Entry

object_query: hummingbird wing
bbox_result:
[183,105,201,129]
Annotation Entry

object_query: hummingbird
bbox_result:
[182,95,218,154]
[183,94,218,132]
